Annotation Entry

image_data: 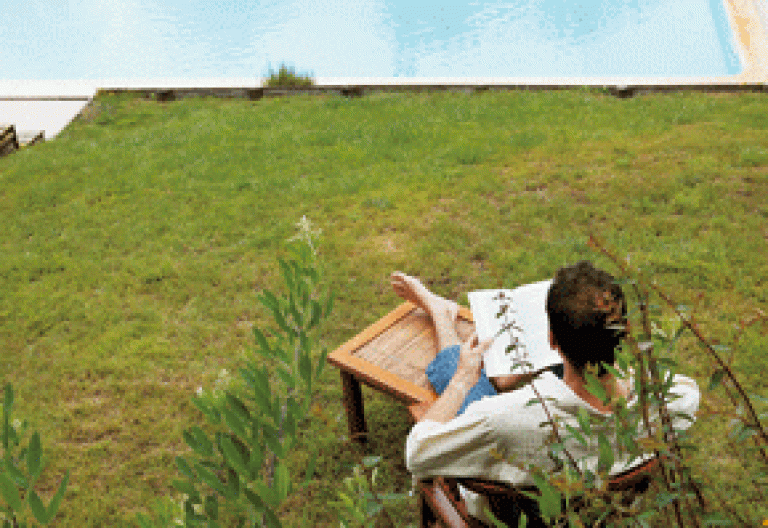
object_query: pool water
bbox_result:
[2,0,741,80]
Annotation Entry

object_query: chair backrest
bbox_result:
[457,456,659,495]
[419,458,659,528]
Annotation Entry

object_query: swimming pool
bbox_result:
[0,0,750,80]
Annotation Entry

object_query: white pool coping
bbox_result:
[1,0,766,140]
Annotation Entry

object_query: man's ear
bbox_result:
[548,329,560,351]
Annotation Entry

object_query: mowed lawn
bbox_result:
[1,90,766,526]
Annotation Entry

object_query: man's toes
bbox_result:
[390,271,407,282]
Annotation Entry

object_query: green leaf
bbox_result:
[308,300,321,329]
[252,328,273,359]
[192,427,214,458]
[288,293,303,328]
[171,478,197,497]
[655,491,678,508]
[305,264,319,283]
[28,488,49,523]
[279,258,295,293]
[3,385,12,416]
[338,493,365,523]
[274,364,296,389]
[5,458,27,489]
[619,431,639,453]
[193,462,227,496]
[224,393,251,427]
[298,279,310,312]
[525,398,542,407]
[733,424,758,443]
[2,385,12,454]
[249,379,274,418]
[315,347,330,381]
[221,408,248,443]
[273,306,292,334]
[253,479,278,509]
[601,362,624,381]
[563,424,587,447]
[275,461,291,504]
[243,487,265,510]
[44,470,69,523]
[0,471,23,512]
[183,428,216,459]
[183,429,200,454]
[261,423,283,459]
[258,290,280,313]
[263,503,282,528]
[702,512,733,526]
[576,408,592,436]
[299,332,311,355]
[597,432,614,474]
[283,402,297,441]
[220,435,250,479]
[238,366,258,390]
[324,289,335,318]
[135,512,152,528]
[299,351,312,388]
[531,474,562,522]
[708,369,725,391]
[191,395,221,425]
[362,456,381,468]
[184,499,207,523]
[204,493,219,520]
[483,506,510,528]
[671,321,687,341]
[378,492,409,502]
[583,370,607,403]
[26,432,42,481]
[176,456,196,480]
[272,344,291,367]
[303,449,318,485]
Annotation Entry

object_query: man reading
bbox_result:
[392,261,700,524]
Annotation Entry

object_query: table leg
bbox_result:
[341,371,368,443]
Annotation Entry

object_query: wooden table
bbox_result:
[328,301,475,443]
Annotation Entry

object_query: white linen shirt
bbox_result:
[406,371,700,521]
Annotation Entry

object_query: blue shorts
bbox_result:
[426,345,564,416]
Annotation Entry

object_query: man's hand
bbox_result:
[456,332,492,386]
[419,333,493,424]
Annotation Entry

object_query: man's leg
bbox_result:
[390,272,462,353]
[390,273,555,395]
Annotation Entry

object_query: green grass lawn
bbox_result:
[1,89,766,526]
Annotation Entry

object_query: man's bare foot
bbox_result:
[390,272,460,321]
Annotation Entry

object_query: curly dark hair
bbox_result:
[545,261,627,377]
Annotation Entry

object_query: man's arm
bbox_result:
[419,369,476,423]
[490,366,554,393]
[489,373,529,393]
[419,333,491,423]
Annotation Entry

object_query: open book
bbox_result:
[467,279,562,377]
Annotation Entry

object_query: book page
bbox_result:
[468,279,561,377]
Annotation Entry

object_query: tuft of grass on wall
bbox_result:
[263,62,315,87]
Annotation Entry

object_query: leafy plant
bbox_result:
[482,235,767,527]
[331,455,413,528]
[0,384,69,527]
[263,63,315,88]
[136,216,333,528]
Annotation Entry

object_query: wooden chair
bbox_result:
[328,302,659,526]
